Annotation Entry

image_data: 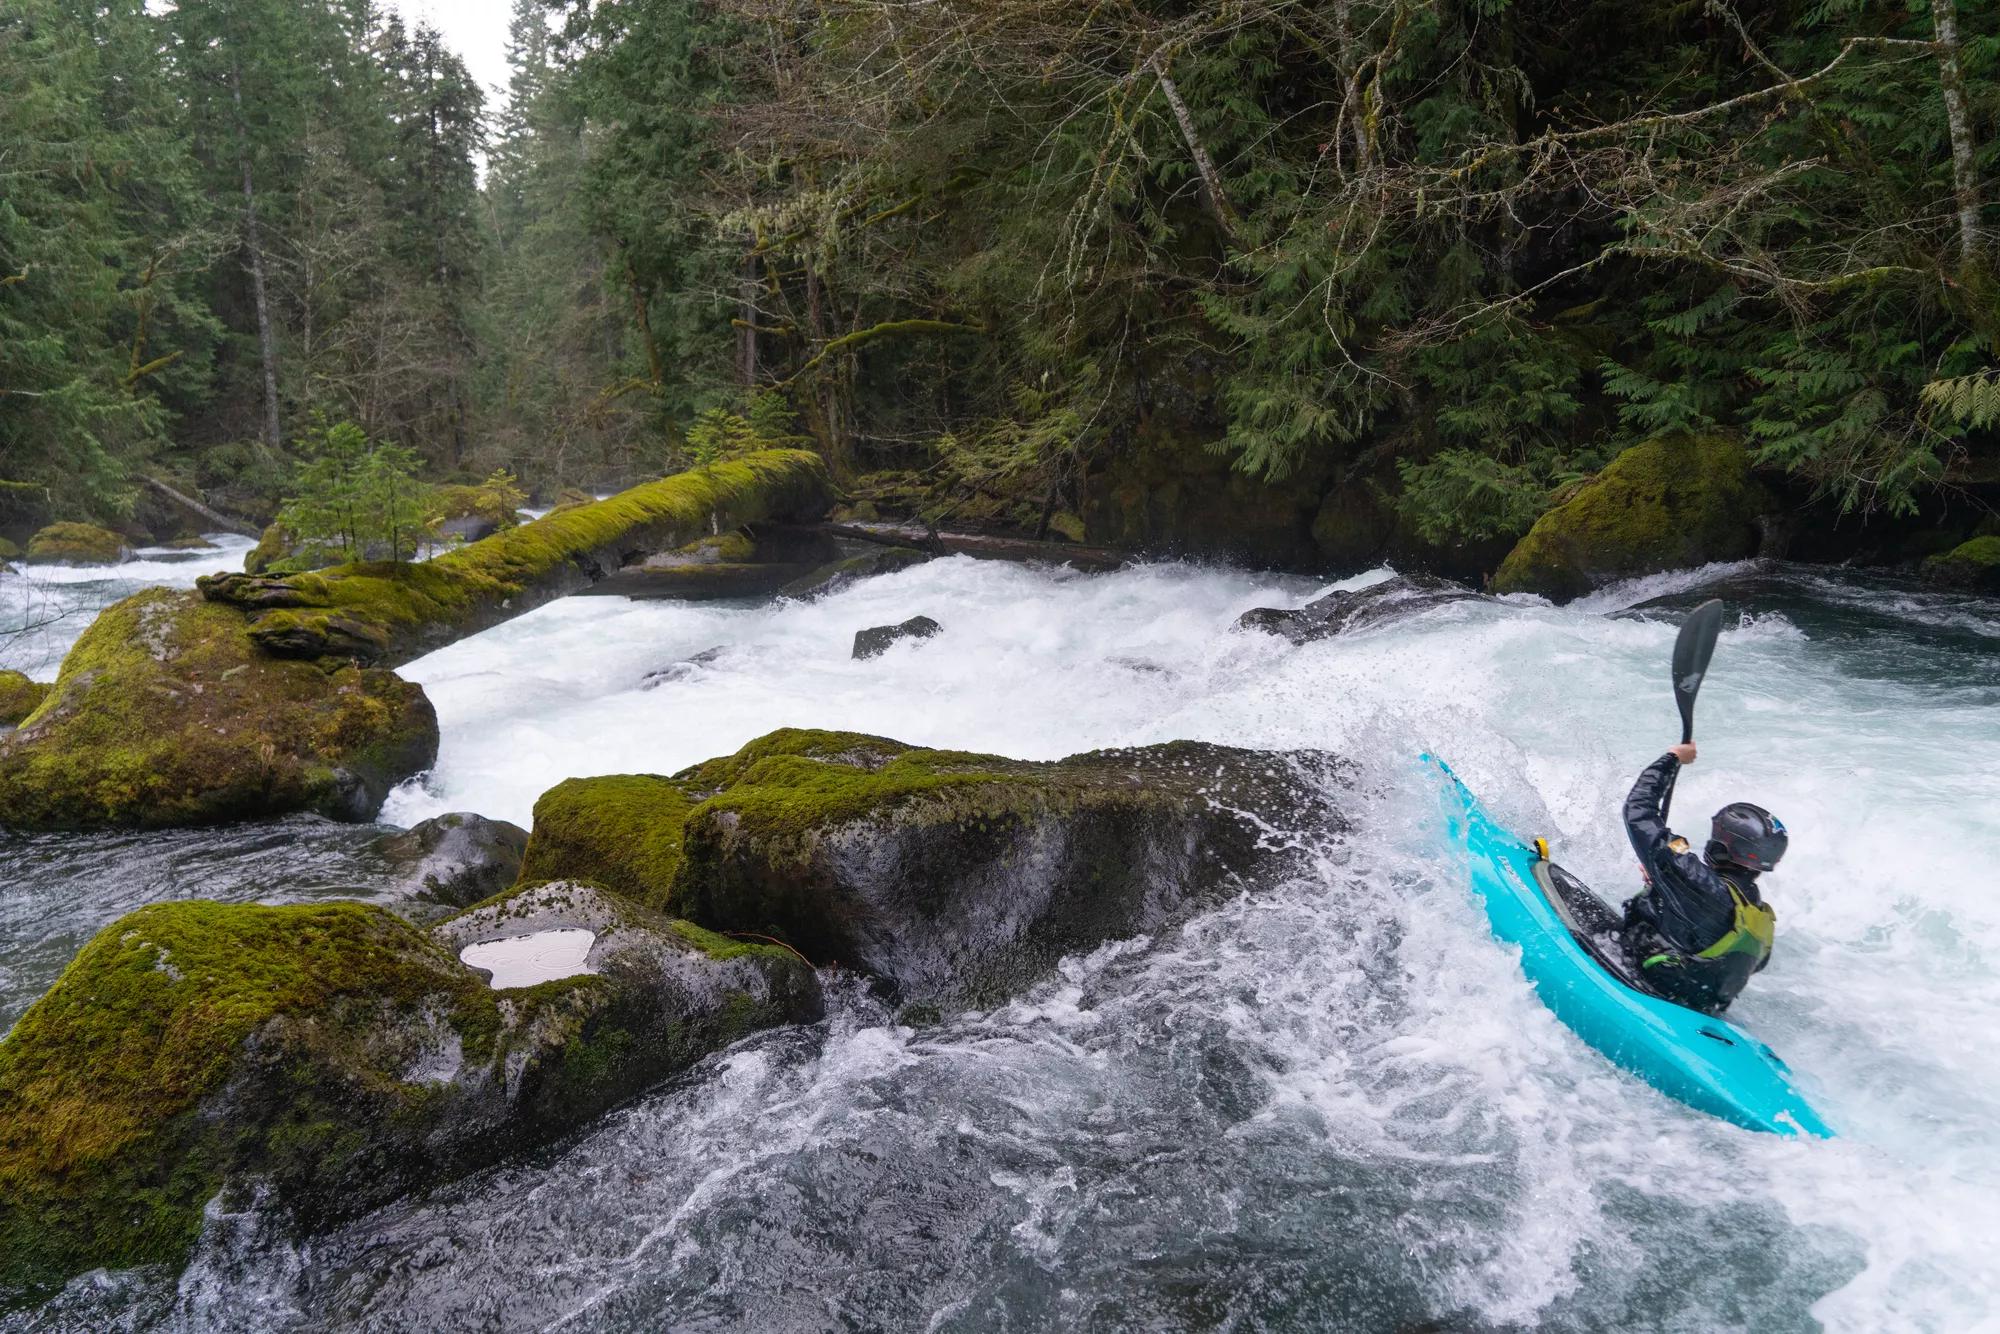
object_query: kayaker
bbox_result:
[1619,742,1787,1014]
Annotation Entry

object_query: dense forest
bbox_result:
[3,0,1996,560]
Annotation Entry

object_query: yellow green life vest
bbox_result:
[1693,880,1774,963]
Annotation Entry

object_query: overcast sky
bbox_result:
[395,0,513,108]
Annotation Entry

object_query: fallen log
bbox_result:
[198,450,835,667]
[805,522,1129,572]
[141,475,260,538]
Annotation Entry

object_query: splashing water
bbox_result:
[0,535,259,680]
[6,553,1999,1331]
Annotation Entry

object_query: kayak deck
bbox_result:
[1428,757,1832,1137]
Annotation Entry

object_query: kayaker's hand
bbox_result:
[1668,743,1696,765]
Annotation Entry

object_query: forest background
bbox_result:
[3,0,1996,564]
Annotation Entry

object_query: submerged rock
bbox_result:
[1923,536,2000,592]
[521,728,1347,1004]
[0,588,436,829]
[22,522,128,566]
[853,614,942,659]
[0,672,47,728]
[374,811,530,915]
[1492,435,1774,601]
[641,646,728,689]
[780,546,931,601]
[1235,573,1484,643]
[0,889,819,1303]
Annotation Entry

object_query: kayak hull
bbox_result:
[1430,757,1832,1137]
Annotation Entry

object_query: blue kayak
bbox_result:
[1429,756,1832,1137]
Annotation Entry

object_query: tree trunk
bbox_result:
[231,64,282,451]
[1149,54,1240,245]
[1929,0,1984,265]
[737,251,761,385]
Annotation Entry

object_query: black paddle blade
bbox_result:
[1672,599,1725,744]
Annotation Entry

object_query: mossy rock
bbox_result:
[430,482,524,543]
[1492,435,1774,601]
[160,536,219,551]
[0,588,437,829]
[0,887,819,1303]
[243,521,342,576]
[23,522,128,566]
[0,538,21,561]
[200,450,834,667]
[1922,535,2000,591]
[522,728,1348,1004]
[0,671,48,727]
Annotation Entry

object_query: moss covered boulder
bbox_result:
[430,479,525,543]
[200,450,834,665]
[0,671,47,728]
[0,588,436,829]
[1492,435,1774,601]
[522,728,1346,1004]
[1922,536,2000,592]
[23,522,128,566]
[0,888,819,1303]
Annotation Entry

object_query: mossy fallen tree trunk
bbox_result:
[0,453,834,830]
[521,727,1349,1005]
[198,449,834,667]
[0,889,819,1305]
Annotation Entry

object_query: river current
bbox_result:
[2,542,1997,1332]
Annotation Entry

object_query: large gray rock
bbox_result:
[521,729,1348,1006]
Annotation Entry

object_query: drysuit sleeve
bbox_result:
[1623,753,1684,870]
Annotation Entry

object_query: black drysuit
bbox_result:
[1620,754,1770,1014]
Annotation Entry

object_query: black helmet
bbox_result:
[1708,802,1787,872]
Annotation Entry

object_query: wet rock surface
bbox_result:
[0,885,820,1303]
[853,614,943,659]
[1235,574,1485,643]
[373,811,530,917]
[521,728,1349,1006]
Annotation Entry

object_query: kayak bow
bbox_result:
[1428,756,1832,1137]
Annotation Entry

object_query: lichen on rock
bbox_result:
[1492,435,1774,601]
[0,887,820,1304]
[0,588,436,829]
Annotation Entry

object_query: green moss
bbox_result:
[0,538,19,561]
[200,450,833,666]
[520,774,702,911]
[0,670,47,727]
[430,481,523,532]
[1492,435,1772,600]
[23,522,126,565]
[0,901,491,1297]
[0,587,436,829]
[1923,535,2000,591]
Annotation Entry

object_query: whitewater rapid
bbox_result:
[6,550,2000,1330]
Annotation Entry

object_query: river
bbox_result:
[3,545,1997,1331]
